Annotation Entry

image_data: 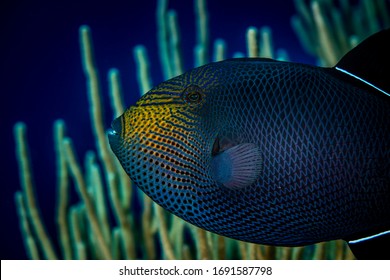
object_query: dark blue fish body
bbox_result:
[187,59,390,246]
[109,30,390,258]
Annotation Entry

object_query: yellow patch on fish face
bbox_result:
[120,79,210,148]
[116,90,212,204]
[121,94,199,147]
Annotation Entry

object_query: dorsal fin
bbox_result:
[335,29,390,96]
[224,57,279,63]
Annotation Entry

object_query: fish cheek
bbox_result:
[120,140,195,219]
[114,109,186,210]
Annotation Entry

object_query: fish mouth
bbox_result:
[107,116,123,153]
[110,116,122,135]
[107,127,120,152]
[107,118,120,139]
[107,128,118,136]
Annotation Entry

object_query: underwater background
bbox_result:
[2,0,386,260]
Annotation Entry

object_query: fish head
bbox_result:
[108,64,227,220]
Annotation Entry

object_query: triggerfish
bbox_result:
[108,29,390,259]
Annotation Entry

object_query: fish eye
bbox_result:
[187,91,201,103]
[182,85,203,104]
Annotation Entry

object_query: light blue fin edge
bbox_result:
[349,229,390,244]
[335,66,390,97]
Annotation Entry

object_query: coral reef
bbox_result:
[14,0,388,260]
[292,0,390,66]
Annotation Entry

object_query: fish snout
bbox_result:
[107,116,123,153]
[111,116,122,135]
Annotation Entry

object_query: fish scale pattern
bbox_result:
[110,58,390,246]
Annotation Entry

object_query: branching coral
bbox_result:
[14,0,388,260]
[292,0,390,66]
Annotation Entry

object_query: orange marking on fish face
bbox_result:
[122,102,183,142]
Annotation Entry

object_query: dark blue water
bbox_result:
[1,0,313,259]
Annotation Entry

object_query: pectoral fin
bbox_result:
[211,143,262,189]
